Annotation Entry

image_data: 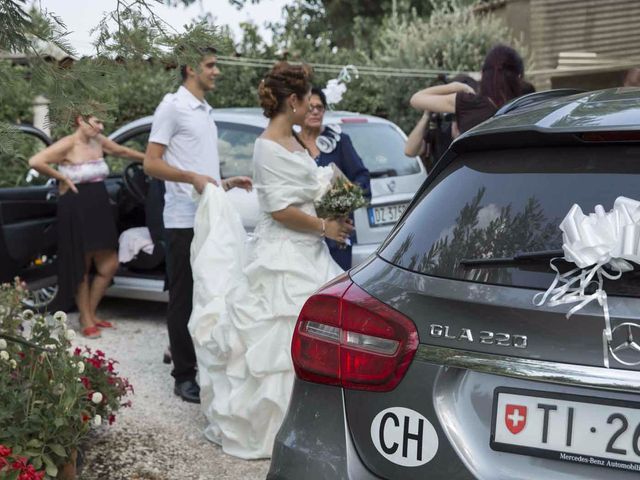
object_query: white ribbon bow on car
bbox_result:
[534,196,640,368]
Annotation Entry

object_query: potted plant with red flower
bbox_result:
[0,280,133,479]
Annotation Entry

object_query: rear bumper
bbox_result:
[268,379,380,480]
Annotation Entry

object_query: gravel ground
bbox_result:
[68,297,270,480]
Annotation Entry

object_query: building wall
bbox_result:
[530,0,640,70]
[503,0,531,48]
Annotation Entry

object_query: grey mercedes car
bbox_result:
[269,87,640,479]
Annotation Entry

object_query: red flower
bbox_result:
[80,377,91,389]
[11,456,27,469]
[0,445,11,457]
[87,357,102,369]
[108,414,116,425]
[73,347,82,356]
[95,349,105,358]
[17,463,44,480]
[82,414,90,423]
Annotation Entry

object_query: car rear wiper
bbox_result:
[370,168,398,178]
[460,249,564,268]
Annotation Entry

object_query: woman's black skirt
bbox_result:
[57,181,118,302]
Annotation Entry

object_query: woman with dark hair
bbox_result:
[409,44,525,135]
[299,86,371,269]
[189,62,352,459]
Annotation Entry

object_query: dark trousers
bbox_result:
[166,228,196,383]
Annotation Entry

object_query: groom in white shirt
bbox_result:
[144,47,252,403]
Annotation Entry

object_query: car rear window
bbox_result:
[340,123,421,178]
[380,145,640,293]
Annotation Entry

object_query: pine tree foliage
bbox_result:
[0,0,225,150]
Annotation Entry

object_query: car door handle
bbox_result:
[46,191,58,201]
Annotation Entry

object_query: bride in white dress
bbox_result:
[188,62,354,459]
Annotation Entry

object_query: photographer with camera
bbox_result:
[405,74,477,172]
[409,45,525,167]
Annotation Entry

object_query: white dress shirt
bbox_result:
[149,86,221,229]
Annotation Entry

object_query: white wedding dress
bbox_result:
[188,138,343,459]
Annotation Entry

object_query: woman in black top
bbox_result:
[409,45,525,136]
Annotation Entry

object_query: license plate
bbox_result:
[368,202,408,227]
[491,388,640,472]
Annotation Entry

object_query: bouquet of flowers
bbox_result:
[315,169,368,248]
[315,174,368,220]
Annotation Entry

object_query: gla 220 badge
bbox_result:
[429,324,528,349]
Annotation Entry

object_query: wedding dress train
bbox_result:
[189,138,343,459]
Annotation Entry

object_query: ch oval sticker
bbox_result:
[370,407,439,467]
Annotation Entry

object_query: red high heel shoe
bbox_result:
[95,320,114,328]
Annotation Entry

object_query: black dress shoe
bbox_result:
[174,379,200,404]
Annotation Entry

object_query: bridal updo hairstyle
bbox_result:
[258,62,313,118]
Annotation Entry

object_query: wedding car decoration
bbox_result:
[534,197,640,368]
[322,64,358,107]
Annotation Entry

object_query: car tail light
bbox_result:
[292,275,419,392]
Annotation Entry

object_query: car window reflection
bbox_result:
[381,146,640,295]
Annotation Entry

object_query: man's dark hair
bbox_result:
[311,87,327,108]
[179,46,218,82]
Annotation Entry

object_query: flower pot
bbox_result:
[57,449,77,480]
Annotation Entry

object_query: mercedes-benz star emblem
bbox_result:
[609,322,640,366]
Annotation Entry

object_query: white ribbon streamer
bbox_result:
[337,65,359,83]
[323,65,359,107]
[534,197,640,368]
